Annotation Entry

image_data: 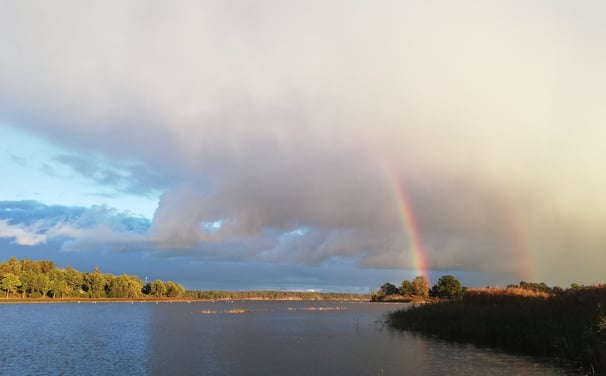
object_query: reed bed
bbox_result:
[388,286,606,374]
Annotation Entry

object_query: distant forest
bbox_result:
[183,290,369,301]
[0,257,185,299]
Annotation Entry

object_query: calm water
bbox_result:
[0,301,570,375]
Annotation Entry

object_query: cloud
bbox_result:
[52,153,168,196]
[1,2,606,285]
[0,220,47,246]
[0,201,150,251]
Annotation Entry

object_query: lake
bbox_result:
[0,301,570,375]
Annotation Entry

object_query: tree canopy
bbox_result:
[0,256,185,299]
[412,276,430,298]
[375,275,461,302]
[431,275,463,299]
[373,276,431,302]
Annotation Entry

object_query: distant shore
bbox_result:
[183,290,370,302]
[0,293,370,304]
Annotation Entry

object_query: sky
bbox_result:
[1,1,606,292]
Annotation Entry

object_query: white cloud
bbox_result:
[0,203,150,253]
[0,220,47,246]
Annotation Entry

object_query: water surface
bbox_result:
[0,301,570,375]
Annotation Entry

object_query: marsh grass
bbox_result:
[388,286,606,374]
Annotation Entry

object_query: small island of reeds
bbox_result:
[387,285,606,374]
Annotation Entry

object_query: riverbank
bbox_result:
[387,286,606,374]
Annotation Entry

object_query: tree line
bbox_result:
[184,290,369,301]
[372,275,589,303]
[0,256,185,299]
[372,275,464,302]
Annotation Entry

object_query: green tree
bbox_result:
[50,279,70,299]
[412,276,430,298]
[107,275,143,298]
[19,271,35,298]
[107,275,129,298]
[0,257,188,301]
[431,275,463,300]
[64,266,84,297]
[47,269,69,298]
[150,280,167,297]
[21,258,41,274]
[379,282,399,296]
[38,260,55,273]
[32,273,51,298]
[84,269,109,298]
[165,281,185,297]
[125,275,144,298]
[373,282,400,301]
[0,256,22,275]
[400,280,414,296]
[0,272,21,297]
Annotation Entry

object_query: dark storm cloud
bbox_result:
[1,1,606,286]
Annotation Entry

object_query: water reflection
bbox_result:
[147,301,569,375]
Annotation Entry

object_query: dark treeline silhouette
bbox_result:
[0,256,185,299]
[185,290,369,301]
[387,283,606,374]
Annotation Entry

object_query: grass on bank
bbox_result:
[387,286,606,374]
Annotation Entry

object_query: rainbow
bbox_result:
[386,171,430,284]
[504,196,536,283]
[385,166,536,285]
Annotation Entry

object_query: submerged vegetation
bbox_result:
[387,284,606,374]
[0,256,185,299]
